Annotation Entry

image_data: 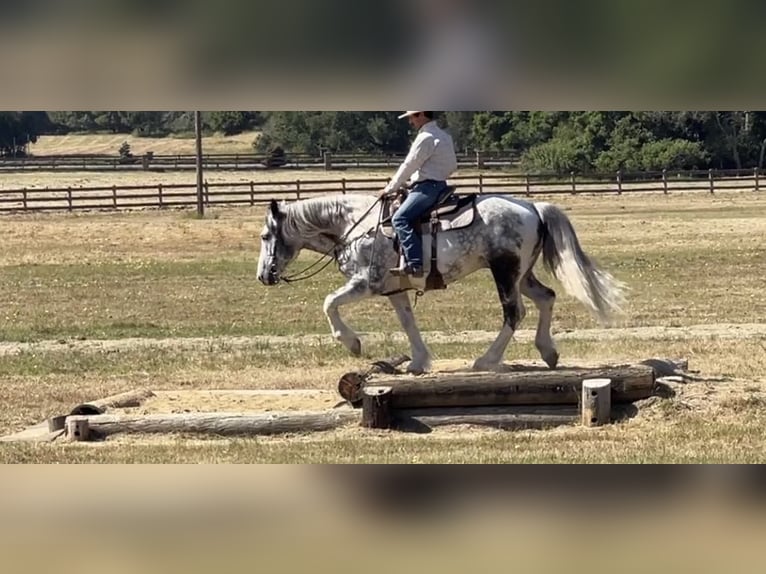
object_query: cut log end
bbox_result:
[582,378,612,427]
[361,386,393,429]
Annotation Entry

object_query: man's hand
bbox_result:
[379,188,393,199]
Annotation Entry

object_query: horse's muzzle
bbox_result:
[258,265,280,285]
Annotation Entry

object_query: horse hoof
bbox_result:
[471,359,499,372]
[542,350,559,369]
[349,338,362,357]
[406,364,429,375]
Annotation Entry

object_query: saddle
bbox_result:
[381,185,478,291]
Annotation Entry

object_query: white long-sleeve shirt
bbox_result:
[384,121,458,194]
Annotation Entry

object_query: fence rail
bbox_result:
[0,150,520,172]
[0,169,761,214]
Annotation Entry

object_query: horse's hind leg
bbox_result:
[521,271,559,369]
[473,255,522,372]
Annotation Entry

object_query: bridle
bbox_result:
[275,196,384,284]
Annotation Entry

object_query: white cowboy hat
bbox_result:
[397,111,423,119]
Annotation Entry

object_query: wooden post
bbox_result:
[478,173,484,194]
[662,169,668,194]
[341,178,346,195]
[296,180,301,200]
[709,168,714,194]
[112,184,117,208]
[755,167,760,192]
[570,171,576,195]
[158,183,163,208]
[324,151,332,171]
[67,187,72,211]
[195,111,204,217]
[204,180,210,205]
[581,378,611,427]
[22,188,27,211]
[476,150,485,169]
[616,170,622,195]
[362,386,393,429]
[66,417,90,441]
[250,181,255,206]
[524,174,531,196]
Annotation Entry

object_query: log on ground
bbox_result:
[394,405,580,431]
[72,389,156,415]
[338,355,411,405]
[66,410,361,439]
[365,364,656,409]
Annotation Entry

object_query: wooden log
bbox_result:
[338,355,410,406]
[395,405,579,431]
[71,388,155,415]
[66,417,90,442]
[64,410,360,439]
[581,378,611,427]
[365,364,655,409]
[361,386,393,429]
[48,415,67,432]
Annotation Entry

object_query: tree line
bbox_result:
[2,111,765,173]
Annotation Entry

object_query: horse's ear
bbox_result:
[269,199,283,220]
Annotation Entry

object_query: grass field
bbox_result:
[1,190,765,462]
[27,132,262,156]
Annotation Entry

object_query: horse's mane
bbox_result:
[282,194,376,240]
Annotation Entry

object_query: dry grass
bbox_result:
[1,191,765,461]
[28,132,262,156]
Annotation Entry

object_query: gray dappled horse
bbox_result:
[256,192,626,374]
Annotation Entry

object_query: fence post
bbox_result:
[235,154,239,170]
[22,188,27,211]
[570,171,576,195]
[158,183,163,208]
[478,173,484,194]
[476,151,485,170]
[324,151,332,171]
[662,169,668,194]
[112,184,117,208]
[67,187,72,211]
[341,178,346,195]
[616,170,622,195]
[250,181,255,206]
[296,180,301,200]
[204,181,210,205]
[755,167,760,192]
[709,168,714,194]
[525,174,531,196]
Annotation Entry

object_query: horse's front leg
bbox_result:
[323,278,371,356]
[387,291,432,374]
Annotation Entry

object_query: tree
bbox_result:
[0,112,48,156]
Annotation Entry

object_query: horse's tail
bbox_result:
[536,202,627,324]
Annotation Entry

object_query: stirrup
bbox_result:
[390,264,423,278]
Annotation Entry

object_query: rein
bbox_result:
[279,196,383,284]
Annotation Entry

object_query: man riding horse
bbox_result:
[380,111,458,279]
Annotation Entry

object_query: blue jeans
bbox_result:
[391,180,447,269]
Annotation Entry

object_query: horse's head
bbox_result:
[257,199,300,285]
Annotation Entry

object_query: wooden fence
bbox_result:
[0,169,761,213]
[0,150,519,173]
